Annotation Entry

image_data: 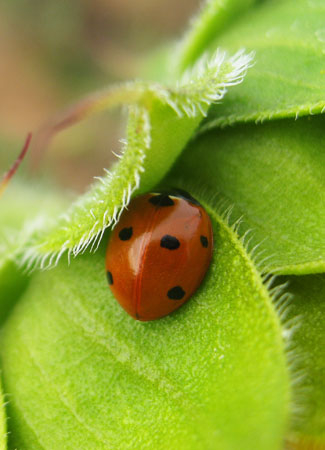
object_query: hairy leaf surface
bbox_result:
[176,0,258,73]
[285,274,325,449]
[201,0,325,130]
[1,203,290,449]
[171,116,325,274]
[0,381,6,450]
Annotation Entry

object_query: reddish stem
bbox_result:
[0,133,32,197]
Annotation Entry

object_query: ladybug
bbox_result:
[105,190,213,321]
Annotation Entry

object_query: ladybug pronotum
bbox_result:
[105,190,213,321]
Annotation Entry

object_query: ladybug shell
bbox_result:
[105,191,213,321]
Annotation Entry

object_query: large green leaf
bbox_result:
[0,380,6,450]
[170,115,325,275]
[284,274,325,449]
[1,202,290,449]
[200,0,325,130]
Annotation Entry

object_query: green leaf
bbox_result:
[201,0,325,130]
[0,182,68,323]
[175,0,258,74]
[0,259,28,326]
[283,274,325,448]
[22,51,252,269]
[0,380,6,450]
[170,116,325,275]
[0,181,69,233]
[1,202,290,449]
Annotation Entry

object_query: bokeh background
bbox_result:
[0,0,199,192]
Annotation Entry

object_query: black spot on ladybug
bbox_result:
[107,271,114,285]
[170,188,201,206]
[200,235,208,248]
[119,227,133,241]
[160,235,180,250]
[167,286,185,300]
[149,194,174,207]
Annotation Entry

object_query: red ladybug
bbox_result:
[105,190,213,321]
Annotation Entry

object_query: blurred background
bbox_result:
[0,0,199,192]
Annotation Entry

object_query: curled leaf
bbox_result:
[21,50,253,270]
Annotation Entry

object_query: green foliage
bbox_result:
[1,205,290,449]
[171,116,325,274]
[176,0,258,73]
[23,50,252,269]
[1,0,325,448]
[0,260,28,327]
[0,181,69,233]
[0,381,6,450]
[284,274,325,448]
[0,182,69,323]
[201,0,325,130]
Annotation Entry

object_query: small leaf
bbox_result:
[1,200,290,449]
[175,0,258,73]
[283,274,325,449]
[170,116,325,275]
[201,0,325,130]
[22,50,252,269]
[0,380,6,450]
